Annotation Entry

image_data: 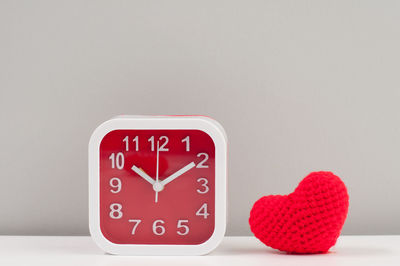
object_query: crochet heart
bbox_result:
[249,171,349,254]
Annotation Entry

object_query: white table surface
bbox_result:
[0,236,399,266]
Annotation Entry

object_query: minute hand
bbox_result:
[160,162,196,186]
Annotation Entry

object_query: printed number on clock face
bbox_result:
[99,130,215,245]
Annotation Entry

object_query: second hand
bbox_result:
[155,140,160,203]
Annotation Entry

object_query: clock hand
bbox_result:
[160,162,196,186]
[155,141,160,203]
[131,165,155,185]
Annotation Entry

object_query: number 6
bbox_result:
[152,220,166,235]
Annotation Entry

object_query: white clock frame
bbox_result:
[88,116,227,255]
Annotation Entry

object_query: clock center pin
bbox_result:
[153,181,164,192]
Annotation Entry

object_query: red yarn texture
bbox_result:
[249,171,349,254]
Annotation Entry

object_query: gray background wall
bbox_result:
[1,0,399,236]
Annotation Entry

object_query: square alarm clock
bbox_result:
[89,116,227,255]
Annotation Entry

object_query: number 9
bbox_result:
[110,177,122,193]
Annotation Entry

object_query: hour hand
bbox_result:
[131,165,155,185]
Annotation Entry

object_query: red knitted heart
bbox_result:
[249,171,349,254]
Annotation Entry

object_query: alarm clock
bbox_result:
[89,116,227,255]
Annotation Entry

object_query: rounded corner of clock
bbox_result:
[194,228,226,255]
[89,226,112,254]
[89,119,123,151]
[190,117,227,147]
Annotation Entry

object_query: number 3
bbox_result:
[197,178,209,194]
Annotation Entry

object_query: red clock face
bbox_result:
[99,130,215,245]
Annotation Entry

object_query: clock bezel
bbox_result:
[89,116,227,255]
